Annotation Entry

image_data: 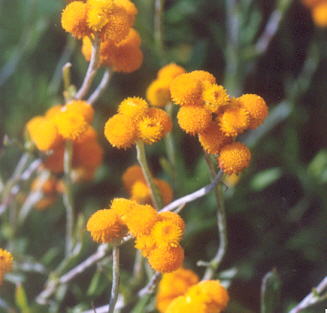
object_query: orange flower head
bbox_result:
[110,198,138,221]
[53,110,88,141]
[165,295,206,313]
[122,165,147,193]
[198,121,231,155]
[73,139,103,169]
[45,105,63,119]
[117,27,142,47]
[156,267,199,313]
[153,179,174,206]
[61,1,91,38]
[42,144,65,174]
[237,94,268,129]
[137,116,163,145]
[157,63,186,81]
[186,280,229,313]
[118,97,148,119]
[87,0,116,31]
[177,104,212,135]
[202,82,230,113]
[0,249,13,277]
[146,107,173,135]
[151,219,183,248]
[158,211,185,233]
[170,73,203,105]
[130,180,152,204]
[146,79,171,108]
[312,2,327,26]
[134,234,156,257]
[74,125,98,143]
[65,100,94,123]
[218,105,249,137]
[87,209,127,244]
[104,114,137,149]
[113,41,143,73]
[114,0,138,26]
[125,204,158,237]
[189,70,216,85]
[148,244,184,273]
[217,142,251,175]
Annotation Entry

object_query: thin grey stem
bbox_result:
[138,271,161,297]
[108,245,120,313]
[88,67,112,105]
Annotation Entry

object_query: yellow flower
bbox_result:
[65,100,94,124]
[134,234,156,257]
[137,116,163,145]
[110,198,138,221]
[189,70,216,85]
[165,295,206,313]
[217,142,251,176]
[146,107,172,136]
[130,180,152,204]
[61,1,91,39]
[45,105,63,119]
[202,82,230,113]
[157,211,185,233]
[87,209,127,244]
[312,2,327,26]
[148,244,184,273]
[0,249,13,277]
[122,165,147,193]
[87,0,116,31]
[118,97,149,119]
[157,63,186,81]
[151,219,183,248]
[114,0,138,26]
[146,79,171,108]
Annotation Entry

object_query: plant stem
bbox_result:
[135,140,164,210]
[154,0,166,64]
[63,140,74,256]
[88,67,113,105]
[108,245,120,313]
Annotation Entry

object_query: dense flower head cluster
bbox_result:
[26,101,103,181]
[87,198,185,273]
[122,165,173,206]
[156,267,199,313]
[301,0,327,27]
[165,279,229,313]
[104,97,172,148]
[170,70,268,175]
[146,63,186,107]
[0,249,13,286]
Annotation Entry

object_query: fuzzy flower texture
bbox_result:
[87,198,185,273]
[0,249,13,286]
[62,0,142,73]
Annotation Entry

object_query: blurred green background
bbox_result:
[1,0,327,312]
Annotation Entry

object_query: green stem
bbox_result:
[135,140,164,210]
[108,244,120,313]
[63,140,74,256]
[154,0,166,64]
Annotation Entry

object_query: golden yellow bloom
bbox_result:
[0,249,13,277]
[125,204,158,237]
[148,244,184,273]
[158,211,185,233]
[110,198,138,221]
[165,295,206,313]
[134,234,156,257]
[151,219,183,248]
[157,63,186,81]
[87,0,116,31]
[114,0,138,26]
[118,27,142,46]
[130,180,152,204]
[87,209,127,244]
[170,73,203,105]
[113,41,143,72]
[45,105,63,119]
[189,70,216,85]
[177,104,212,135]
[146,79,171,108]
[202,82,230,113]
[122,165,147,193]
[312,2,327,26]
[237,94,268,129]
[186,280,229,313]
[74,125,98,143]
[156,267,199,313]
[217,142,251,176]
[104,114,137,149]
[198,121,231,155]
[118,97,149,119]
[146,107,172,136]
[73,139,103,170]
[137,116,163,145]
[218,105,249,137]
[65,100,94,123]
[153,179,174,206]
[61,1,91,39]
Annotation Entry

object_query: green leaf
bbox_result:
[260,269,282,313]
[307,149,327,183]
[130,294,152,313]
[250,168,282,191]
[15,283,30,313]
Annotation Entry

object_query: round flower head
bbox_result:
[118,27,142,46]
[158,211,185,233]
[198,121,231,155]
[61,1,91,39]
[153,179,173,205]
[87,0,116,31]
[148,244,184,273]
[0,249,13,277]
[156,267,199,313]
[237,94,268,129]
[217,141,251,175]
[151,219,183,248]
[218,105,249,137]
[157,63,186,81]
[177,104,212,135]
[118,97,148,119]
[122,165,147,193]
[110,198,138,221]
[45,105,63,119]
[312,2,327,26]
[202,82,230,113]
[74,125,98,143]
[87,209,127,244]
[134,234,155,257]
[170,73,203,105]
[186,280,229,313]
[104,114,137,149]
[137,116,163,145]
[113,41,143,73]
[189,70,216,85]
[114,0,138,26]
[146,79,171,107]
[165,295,206,313]
[65,100,94,123]
[125,204,158,237]
[130,180,152,204]
[73,140,103,169]
[146,107,172,136]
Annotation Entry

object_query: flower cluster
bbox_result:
[122,165,173,206]
[62,0,142,73]
[26,101,103,181]
[302,0,327,27]
[0,249,13,286]
[164,279,229,313]
[104,97,172,149]
[156,267,199,312]
[146,63,186,107]
[87,198,185,273]
[169,70,268,175]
